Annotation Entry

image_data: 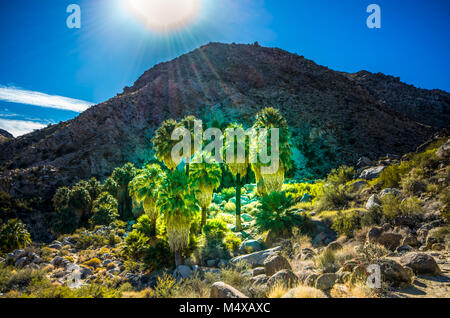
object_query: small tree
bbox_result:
[89,192,119,226]
[157,170,199,266]
[0,219,31,253]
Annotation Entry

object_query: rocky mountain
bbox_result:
[0,129,13,143]
[0,42,448,200]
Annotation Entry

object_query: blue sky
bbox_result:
[0,0,449,136]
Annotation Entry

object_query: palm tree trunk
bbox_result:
[200,206,207,231]
[174,251,184,267]
[236,173,242,232]
[186,163,190,177]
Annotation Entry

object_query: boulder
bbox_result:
[366,227,382,241]
[374,259,414,286]
[252,267,265,276]
[435,139,450,159]
[239,240,263,254]
[375,232,403,251]
[206,259,218,267]
[315,273,337,291]
[263,254,292,276]
[400,252,441,275]
[267,269,299,289]
[230,246,281,268]
[210,282,248,298]
[401,234,420,247]
[14,257,28,268]
[366,194,381,210]
[396,245,413,254]
[304,273,319,287]
[173,265,192,279]
[250,274,269,287]
[359,166,386,180]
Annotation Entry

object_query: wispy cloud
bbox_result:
[0,86,94,112]
[0,118,47,137]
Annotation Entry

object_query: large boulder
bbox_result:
[210,282,248,298]
[366,228,402,251]
[359,166,386,180]
[374,259,414,286]
[400,252,441,276]
[315,273,337,291]
[239,240,263,254]
[267,269,299,289]
[379,188,402,198]
[263,254,292,276]
[230,246,281,268]
[173,265,192,279]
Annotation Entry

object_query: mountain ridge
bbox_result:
[0,42,448,200]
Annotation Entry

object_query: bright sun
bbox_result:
[125,0,201,32]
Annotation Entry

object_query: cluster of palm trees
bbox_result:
[128,107,292,266]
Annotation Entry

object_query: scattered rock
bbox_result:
[174,265,192,279]
[366,194,381,210]
[359,166,386,180]
[349,180,369,191]
[210,282,248,298]
[239,240,263,254]
[375,259,414,286]
[252,267,265,276]
[230,246,281,268]
[400,252,441,276]
[263,254,292,276]
[267,269,299,289]
[326,241,343,252]
[206,259,218,267]
[379,188,401,198]
[315,273,337,291]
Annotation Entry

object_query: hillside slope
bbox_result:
[0,42,448,199]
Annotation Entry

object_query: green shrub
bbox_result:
[360,206,382,227]
[89,192,119,226]
[121,230,150,259]
[83,258,102,269]
[133,214,154,237]
[327,166,356,186]
[315,184,352,211]
[255,191,311,235]
[143,239,174,271]
[196,219,232,262]
[332,210,361,237]
[380,194,423,221]
[223,233,241,254]
[74,231,109,249]
[400,171,426,195]
[203,219,229,241]
[0,219,32,254]
[220,187,236,201]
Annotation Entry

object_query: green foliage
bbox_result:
[152,119,181,171]
[121,230,150,260]
[220,187,236,201]
[202,219,229,241]
[380,194,423,221]
[315,184,351,211]
[0,219,31,254]
[73,230,109,250]
[327,166,356,186]
[143,239,174,271]
[89,192,119,226]
[133,214,154,237]
[255,191,311,235]
[331,210,361,237]
[157,170,199,254]
[0,192,33,220]
[111,163,137,220]
[103,177,119,197]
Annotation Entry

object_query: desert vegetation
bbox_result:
[0,107,449,298]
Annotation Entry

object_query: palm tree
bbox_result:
[111,163,136,220]
[252,107,292,195]
[224,123,250,231]
[152,119,181,171]
[180,115,201,176]
[189,154,222,229]
[157,170,199,266]
[129,164,165,236]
